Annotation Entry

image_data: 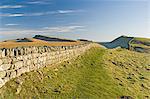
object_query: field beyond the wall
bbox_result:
[0,38,81,48]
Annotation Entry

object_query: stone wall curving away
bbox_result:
[0,43,99,87]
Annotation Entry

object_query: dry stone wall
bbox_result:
[0,42,99,87]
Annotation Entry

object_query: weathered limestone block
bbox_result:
[17,67,28,76]
[1,49,6,58]
[23,47,27,55]
[16,56,23,61]
[23,55,29,60]
[29,64,38,71]
[27,47,32,54]
[36,47,40,52]
[0,78,5,88]
[0,59,2,65]
[46,56,50,61]
[33,59,38,64]
[27,54,32,60]
[39,57,44,62]
[43,61,46,65]
[2,77,9,84]
[0,64,11,71]
[50,52,55,56]
[39,62,45,68]
[41,53,46,57]
[32,53,38,58]
[33,47,38,53]
[26,60,32,66]
[6,49,11,57]
[40,47,44,53]
[30,47,34,53]
[47,60,51,64]
[46,47,49,52]
[10,71,16,79]
[0,71,6,78]
[43,57,47,61]
[46,53,51,57]
[0,49,2,58]
[22,66,28,73]
[14,61,24,69]
[26,66,30,72]
[20,48,25,55]
[43,52,47,56]
[10,49,15,57]
[12,57,17,63]
[41,47,44,53]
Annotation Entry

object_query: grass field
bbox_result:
[130,37,150,49]
[0,47,149,99]
[0,38,81,48]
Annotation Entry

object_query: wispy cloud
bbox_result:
[0,13,24,17]
[0,5,24,9]
[57,10,76,14]
[43,26,85,33]
[5,24,19,26]
[57,10,84,14]
[0,25,85,35]
[0,10,85,17]
[27,1,51,5]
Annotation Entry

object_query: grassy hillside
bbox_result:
[99,36,150,53]
[0,47,149,99]
[99,36,133,49]
[129,37,150,53]
[130,37,150,48]
[103,48,150,98]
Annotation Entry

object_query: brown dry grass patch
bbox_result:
[0,38,81,48]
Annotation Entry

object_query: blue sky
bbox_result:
[0,0,149,41]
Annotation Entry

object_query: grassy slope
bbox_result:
[130,37,150,49]
[103,48,150,98]
[0,47,149,99]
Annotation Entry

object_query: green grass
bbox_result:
[104,48,150,98]
[0,47,149,99]
[133,37,150,43]
[130,37,150,48]
[129,37,150,53]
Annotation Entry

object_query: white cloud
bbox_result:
[0,5,24,9]
[0,13,24,17]
[5,24,19,26]
[57,10,84,14]
[43,26,85,33]
[0,25,85,35]
[0,10,84,17]
[57,10,75,14]
[27,1,50,4]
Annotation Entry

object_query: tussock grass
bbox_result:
[103,48,150,98]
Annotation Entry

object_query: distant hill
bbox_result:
[99,36,150,53]
[99,36,133,49]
